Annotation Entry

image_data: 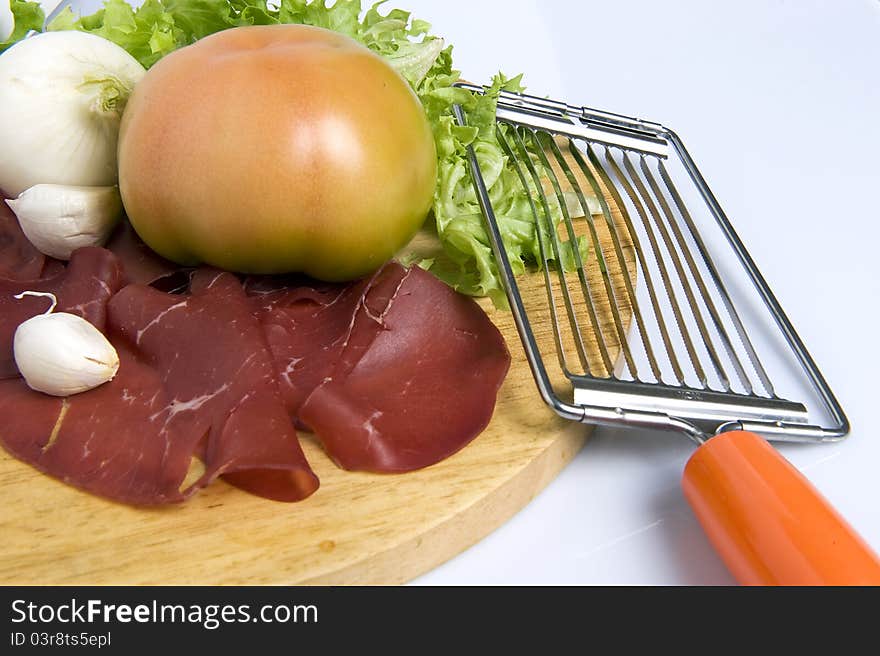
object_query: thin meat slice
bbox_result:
[39,258,66,278]
[0,247,123,378]
[109,269,318,502]
[0,341,197,505]
[249,273,375,415]
[298,263,510,473]
[0,269,318,505]
[0,194,45,280]
[105,219,188,286]
[242,273,338,298]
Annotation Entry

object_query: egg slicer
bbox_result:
[453,84,880,585]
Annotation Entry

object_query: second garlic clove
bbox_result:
[5,184,123,260]
[14,311,120,397]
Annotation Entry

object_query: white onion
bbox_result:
[0,30,146,197]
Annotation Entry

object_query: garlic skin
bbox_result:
[5,184,122,260]
[14,311,120,397]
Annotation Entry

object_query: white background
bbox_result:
[7,0,879,585]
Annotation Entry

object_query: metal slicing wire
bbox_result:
[628,154,732,391]
[588,144,685,385]
[527,132,616,376]
[605,147,708,387]
[529,132,630,377]
[495,125,582,376]
[656,159,777,398]
[507,126,595,376]
[453,98,846,441]
[639,156,753,395]
[623,151,727,390]
[555,137,660,382]
[453,103,585,421]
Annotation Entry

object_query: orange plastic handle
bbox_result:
[682,430,880,586]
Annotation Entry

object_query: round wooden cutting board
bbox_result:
[0,152,633,585]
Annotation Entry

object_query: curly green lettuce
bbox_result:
[1,0,44,51]
[2,0,587,308]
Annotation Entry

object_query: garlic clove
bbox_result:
[14,312,120,397]
[5,184,122,260]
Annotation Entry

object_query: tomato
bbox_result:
[117,25,437,280]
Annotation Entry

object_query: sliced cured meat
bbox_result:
[1,268,319,505]
[0,341,198,505]
[0,194,45,280]
[105,219,187,286]
[39,258,66,279]
[250,263,510,472]
[0,247,123,379]
[109,269,318,502]
[249,273,375,415]
[297,263,510,473]
[0,227,508,503]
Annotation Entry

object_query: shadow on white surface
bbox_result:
[557,426,736,585]
[643,480,736,586]
[415,424,737,585]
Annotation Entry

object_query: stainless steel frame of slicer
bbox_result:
[453,83,848,446]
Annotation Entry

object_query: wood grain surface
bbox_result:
[0,147,634,585]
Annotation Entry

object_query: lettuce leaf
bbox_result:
[421,70,590,306]
[0,0,44,52]
[2,0,589,308]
